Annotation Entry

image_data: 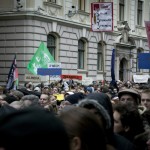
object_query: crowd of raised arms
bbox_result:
[0,79,149,150]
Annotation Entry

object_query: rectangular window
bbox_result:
[97,43,103,71]
[78,0,85,11]
[78,50,84,69]
[137,1,143,25]
[97,53,102,70]
[119,0,124,21]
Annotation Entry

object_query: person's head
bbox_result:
[0,107,70,150]
[65,92,85,105]
[59,107,107,150]
[39,94,50,107]
[0,94,6,101]
[9,90,24,100]
[113,102,144,141]
[118,89,141,106]
[85,92,114,132]
[20,95,39,108]
[141,89,150,110]
[78,99,111,130]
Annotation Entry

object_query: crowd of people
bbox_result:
[0,79,149,150]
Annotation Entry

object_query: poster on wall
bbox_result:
[91,2,113,32]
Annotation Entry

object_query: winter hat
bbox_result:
[65,92,85,104]
[86,87,93,93]
[34,87,41,93]
[0,107,70,150]
[118,89,141,105]
[78,99,111,129]
[85,92,114,132]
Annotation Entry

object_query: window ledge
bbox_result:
[77,69,87,73]
[43,2,62,9]
[97,71,106,74]
[135,25,145,29]
[77,10,90,16]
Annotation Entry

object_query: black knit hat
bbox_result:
[0,107,70,150]
[65,92,85,104]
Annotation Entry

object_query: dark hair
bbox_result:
[59,107,107,150]
[113,102,144,142]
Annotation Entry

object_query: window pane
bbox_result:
[78,39,85,69]
[78,0,85,11]
[47,34,56,58]
[97,53,102,70]
[48,0,56,3]
[119,0,124,21]
[97,43,103,70]
[78,51,84,69]
[78,40,84,49]
[137,1,143,25]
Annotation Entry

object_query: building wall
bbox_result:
[0,0,149,85]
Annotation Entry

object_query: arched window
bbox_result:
[78,39,85,69]
[97,43,103,71]
[47,34,56,59]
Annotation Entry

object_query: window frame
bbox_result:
[137,0,143,26]
[78,39,85,69]
[119,0,125,21]
[97,43,103,71]
[78,0,85,11]
[47,34,56,59]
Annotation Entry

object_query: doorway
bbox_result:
[119,58,127,81]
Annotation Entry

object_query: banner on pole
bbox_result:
[145,21,150,48]
[27,42,55,75]
[6,54,19,90]
[91,2,113,32]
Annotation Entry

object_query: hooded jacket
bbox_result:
[79,92,135,150]
[78,99,111,129]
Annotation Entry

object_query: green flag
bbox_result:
[27,42,55,75]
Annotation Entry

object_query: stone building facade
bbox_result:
[0,0,149,84]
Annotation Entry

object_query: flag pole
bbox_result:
[49,75,50,84]
[101,31,105,83]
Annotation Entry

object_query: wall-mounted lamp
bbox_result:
[67,6,78,17]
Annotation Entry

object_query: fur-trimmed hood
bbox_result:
[78,99,111,129]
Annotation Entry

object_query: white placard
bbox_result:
[48,63,61,68]
[25,74,41,82]
[82,77,93,86]
[91,2,113,31]
[133,75,149,83]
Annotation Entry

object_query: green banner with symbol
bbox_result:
[27,42,55,75]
